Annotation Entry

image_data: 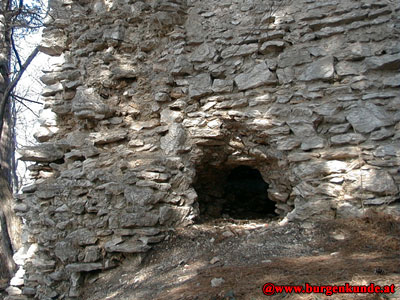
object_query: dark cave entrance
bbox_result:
[194,165,278,220]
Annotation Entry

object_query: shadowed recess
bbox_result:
[195,165,277,220]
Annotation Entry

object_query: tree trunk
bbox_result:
[0,0,21,282]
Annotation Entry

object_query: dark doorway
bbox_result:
[194,165,277,220]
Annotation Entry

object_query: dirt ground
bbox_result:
[82,210,400,300]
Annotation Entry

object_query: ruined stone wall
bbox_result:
[8,0,400,298]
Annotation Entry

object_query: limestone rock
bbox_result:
[72,87,113,120]
[234,62,276,91]
[91,130,128,145]
[189,73,212,99]
[103,26,125,41]
[172,56,193,75]
[161,123,186,155]
[190,43,216,62]
[221,44,258,59]
[42,82,63,97]
[65,263,103,273]
[212,79,233,93]
[54,241,79,263]
[124,186,155,207]
[383,74,400,87]
[299,56,334,81]
[278,48,311,68]
[104,239,150,253]
[276,138,301,151]
[287,122,315,137]
[365,53,400,70]
[260,41,285,54]
[330,133,366,145]
[301,136,325,150]
[34,126,59,142]
[346,170,398,195]
[19,144,64,162]
[39,29,68,56]
[121,212,159,227]
[373,144,400,157]
[294,160,348,178]
[346,103,394,133]
[67,229,97,246]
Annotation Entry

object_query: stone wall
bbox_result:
[8,0,400,298]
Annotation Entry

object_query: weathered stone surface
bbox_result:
[329,123,351,134]
[293,160,348,178]
[172,56,193,75]
[212,79,233,93]
[18,144,64,162]
[221,44,258,59]
[189,128,224,139]
[189,73,212,99]
[103,26,125,41]
[83,246,101,263]
[34,126,59,142]
[373,144,400,157]
[299,56,334,81]
[301,136,325,150]
[276,138,301,151]
[190,43,216,62]
[39,29,68,56]
[65,263,103,273]
[287,122,315,137]
[260,41,285,54]
[72,87,113,120]
[346,170,398,195]
[160,108,183,125]
[330,133,366,145]
[346,103,393,133]
[365,53,400,70]
[124,186,155,207]
[121,212,159,227]
[67,229,97,246]
[335,61,364,76]
[104,239,150,253]
[42,83,63,97]
[319,147,359,159]
[5,286,22,296]
[54,241,79,263]
[278,48,311,68]
[234,62,276,90]
[91,130,128,145]
[383,74,400,87]
[161,123,186,154]
[16,1,400,298]
[336,201,364,218]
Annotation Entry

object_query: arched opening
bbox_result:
[194,165,278,221]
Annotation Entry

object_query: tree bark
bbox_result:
[0,176,18,280]
[0,0,21,282]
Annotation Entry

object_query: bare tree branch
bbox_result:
[11,93,42,105]
[11,31,22,69]
[14,97,39,117]
[0,46,39,141]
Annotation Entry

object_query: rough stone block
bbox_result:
[234,62,276,90]
[189,73,212,99]
[299,56,334,81]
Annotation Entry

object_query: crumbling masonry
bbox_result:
[8,0,400,298]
